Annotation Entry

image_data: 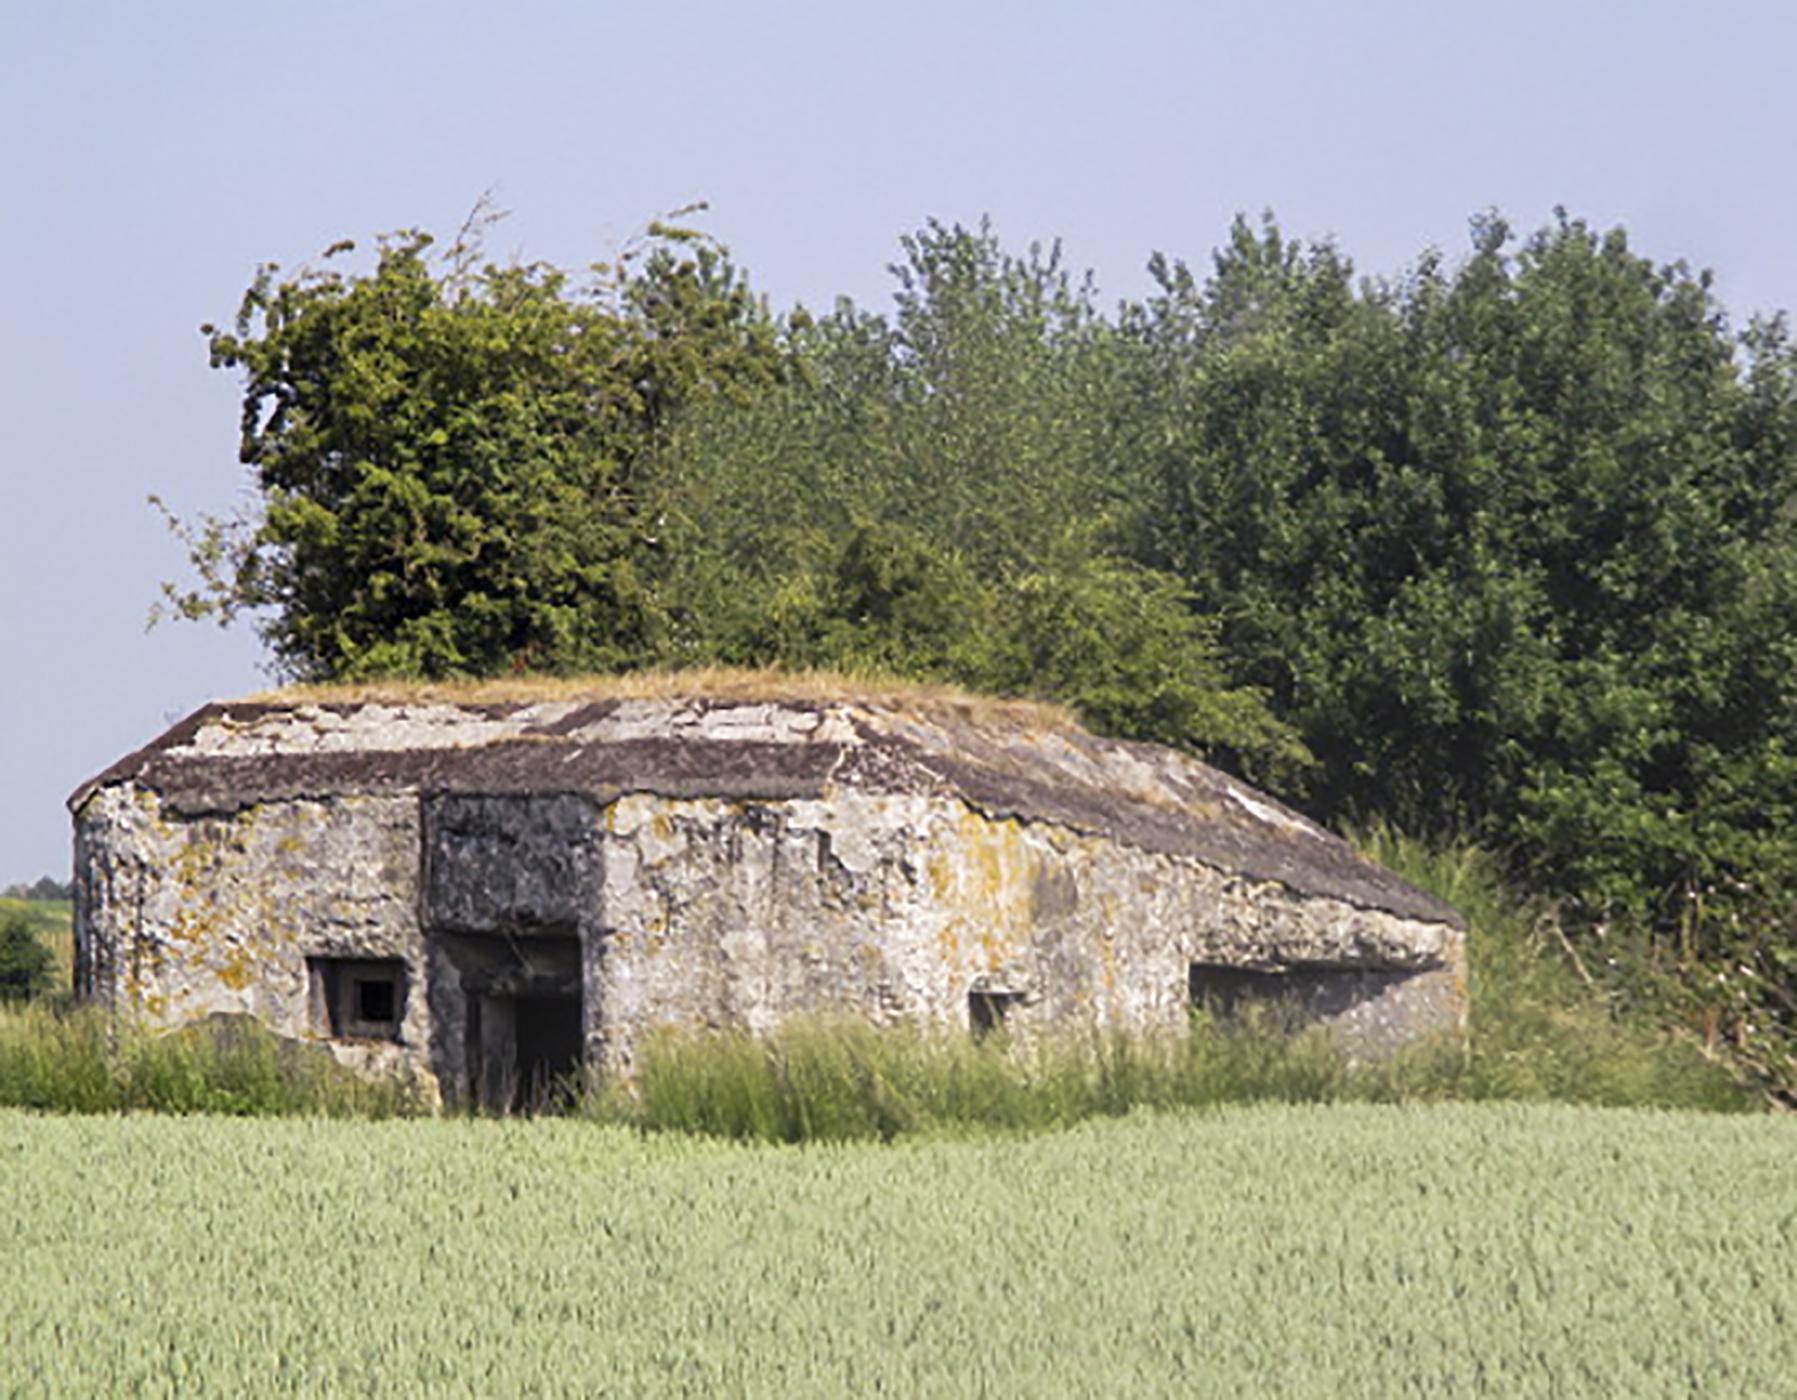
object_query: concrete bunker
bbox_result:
[69,685,1467,1103]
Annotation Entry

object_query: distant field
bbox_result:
[3,1102,1792,1394]
[0,898,71,990]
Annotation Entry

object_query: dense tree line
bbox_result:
[1115,214,1797,1086]
[165,209,1797,1093]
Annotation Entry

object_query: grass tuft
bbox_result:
[248,664,1079,731]
[0,1005,422,1116]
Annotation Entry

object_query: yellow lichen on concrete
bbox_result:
[216,945,256,991]
[925,808,1041,977]
[166,907,213,945]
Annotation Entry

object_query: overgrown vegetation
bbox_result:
[0,1007,418,1116]
[1353,825,1747,1110]
[159,205,1797,1096]
[0,898,69,1001]
[5,1104,1793,1393]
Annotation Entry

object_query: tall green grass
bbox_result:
[1,827,1747,1132]
[1352,823,1748,1111]
[0,1004,419,1116]
[600,1012,1368,1143]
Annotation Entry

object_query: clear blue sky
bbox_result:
[3,0,1792,884]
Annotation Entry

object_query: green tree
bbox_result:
[1125,211,1797,1084]
[0,910,54,1002]
[649,221,1303,774]
[158,211,786,679]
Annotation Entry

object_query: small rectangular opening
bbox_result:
[969,990,1024,1040]
[309,957,408,1042]
[1189,963,1308,1032]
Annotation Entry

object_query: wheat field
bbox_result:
[2,1101,1792,1395]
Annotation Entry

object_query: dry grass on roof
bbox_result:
[250,666,1080,731]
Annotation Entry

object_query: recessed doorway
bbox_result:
[438,931,584,1111]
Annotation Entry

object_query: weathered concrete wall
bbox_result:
[75,780,1464,1095]
[589,791,1462,1074]
[73,784,429,1082]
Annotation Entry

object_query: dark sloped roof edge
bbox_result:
[68,703,225,814]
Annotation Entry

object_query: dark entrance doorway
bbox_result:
[439,932,584,1111]
[511,994,584,1106]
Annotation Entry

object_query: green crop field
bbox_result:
[2,1103,1792,1395]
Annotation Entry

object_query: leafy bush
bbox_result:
[158,211,789,679]
[0,911,54,1003]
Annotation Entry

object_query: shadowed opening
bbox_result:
[310,957,408,1041]
[969,990,1024,1039]
[438,931,584,1111]
[1188,961,1418,1036]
